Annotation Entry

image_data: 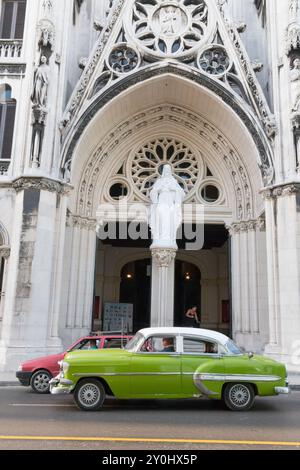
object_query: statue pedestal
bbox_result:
[150,248,177,327]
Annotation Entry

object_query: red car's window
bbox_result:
[103,337,128,349]
[69,339,100,351]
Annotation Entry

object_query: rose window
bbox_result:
[198,45,231,77]
[127,0,211,59]
[128,138,201,199]
[107,44,140,75]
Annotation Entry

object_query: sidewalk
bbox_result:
[1,372,300,389]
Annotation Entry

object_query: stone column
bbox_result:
[150,248,176,327]
[229,220,268,352]
[65,216,97,335]
[0,247,10,323]
[0,177,70,371]
[264,184,300,366]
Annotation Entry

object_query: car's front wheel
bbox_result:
[74,379,105,411]
[30,369,52,394]
[223,383,255,411]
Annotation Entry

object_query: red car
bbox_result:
[16,334,132,393]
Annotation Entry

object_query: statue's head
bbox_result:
[40,55,48,64]
[162,164,172,177]
[293,58,300,69]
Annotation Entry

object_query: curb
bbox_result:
[0,382,19,387]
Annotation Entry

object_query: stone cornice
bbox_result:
[0,246,11,259]
[12,177,73,195]
[262,183,300,199]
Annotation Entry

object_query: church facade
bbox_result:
[0,0,300,372]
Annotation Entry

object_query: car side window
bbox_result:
[104,338,123,349]
[140,336,176,353]
[70,339,90,351]
[183,337,218,354]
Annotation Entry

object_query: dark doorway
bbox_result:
[119,259,151,332]
[174,261,201,327]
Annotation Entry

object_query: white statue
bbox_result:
[290,58,300,111]
[150,164,185,249]
[160,6,181,35]
[31,55,50,108]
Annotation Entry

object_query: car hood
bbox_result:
[20,352,65,368]
[64,348,129,363]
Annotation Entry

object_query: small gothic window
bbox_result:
[109,182,129,200]
[0,0,27,39]
[0,84,16,161]
[201,184,220,203]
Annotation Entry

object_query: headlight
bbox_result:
[62,361,69,373]
[18,364,23,372]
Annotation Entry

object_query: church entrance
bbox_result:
[92,223,230,335]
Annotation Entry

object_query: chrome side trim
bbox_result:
[193,373,218,396]
[73,372,181,377]
[196,373,282,382]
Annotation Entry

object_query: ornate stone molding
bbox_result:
[226,23,277,140]
[38,19,55,51]
[0,246,11,259]
[262,183,300,199]
[60,0,126,132]
[12,177,72,195]
[71,215,97,231]
[63,64,274,187]
[286,0,300,54]
[151,248,177,268]
[76,105,253,220]
[0,64,26,77]
[228,219,265,235]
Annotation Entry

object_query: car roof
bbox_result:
[138,327,230,346]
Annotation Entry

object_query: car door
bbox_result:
[129,335,182,398]
[181,335,225,398]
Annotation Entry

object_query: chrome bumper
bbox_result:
[275,386,290,395]
[49,377,73,395]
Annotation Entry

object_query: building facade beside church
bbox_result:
[0,0,300,372]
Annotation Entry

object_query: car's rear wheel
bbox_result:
[74,379,105,411]
[30,369,52,394]
[223,383,255,411]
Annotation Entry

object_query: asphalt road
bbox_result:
[0,386,299,450]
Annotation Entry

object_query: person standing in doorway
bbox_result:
[185,306,201,327]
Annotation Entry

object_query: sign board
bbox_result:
[103,303,133,333]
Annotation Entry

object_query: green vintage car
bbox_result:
[50,327,289,411]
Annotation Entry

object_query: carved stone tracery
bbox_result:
[77,105,254,221]
[127,0,212,59]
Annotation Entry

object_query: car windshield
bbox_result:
[124,332,144,352]
[225,339,243,355]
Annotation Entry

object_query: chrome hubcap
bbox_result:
[229,384,250,407]
[79,384,100,407]
[33,373,50,391]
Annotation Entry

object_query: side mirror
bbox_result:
[248,352,254,359]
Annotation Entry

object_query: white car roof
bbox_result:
[138,327,230,346]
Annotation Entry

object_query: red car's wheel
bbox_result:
[30,369,52,394]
